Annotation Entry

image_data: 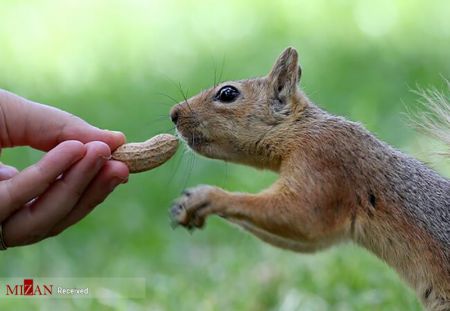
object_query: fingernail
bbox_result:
[104,129,126,139]
[111,130,124,135]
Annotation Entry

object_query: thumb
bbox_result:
[0,90,126,151]
[59,122,127,152]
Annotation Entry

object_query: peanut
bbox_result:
[112,134,178,173]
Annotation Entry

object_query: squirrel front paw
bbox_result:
[170,185,218,230]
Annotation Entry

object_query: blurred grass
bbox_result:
[0,0,449,309]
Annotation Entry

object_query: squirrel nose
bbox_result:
[170,108,179,125]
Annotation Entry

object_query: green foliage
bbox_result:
[0,0,448,309]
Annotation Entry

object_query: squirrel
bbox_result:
[168,47,450,310]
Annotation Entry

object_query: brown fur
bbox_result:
[169,47,450,310]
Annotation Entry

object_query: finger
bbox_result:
[0,163,19,180]
[0,89,125,151]
[2,141,111,246]
[0,140,86,220]
[48,160,129,236]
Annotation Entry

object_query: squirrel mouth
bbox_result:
[187,135,209,148]
[177,129,210,149]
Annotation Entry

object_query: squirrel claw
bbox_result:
[181,189,192,197]
[169,185,214,231]
[169,203,187,225]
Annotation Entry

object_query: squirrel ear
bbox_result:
[268,47,301,98]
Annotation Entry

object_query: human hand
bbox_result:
[0,90,129,248]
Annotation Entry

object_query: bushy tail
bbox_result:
[412,81,450,156]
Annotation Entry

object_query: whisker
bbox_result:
[178,82,194,114]
[146,115,172,131]
[218,55,226,85]
[213,59,218,88]
[165,148,185,190]
[177,82,209,132]
[155,92,180,105]
[168,126,176,133]
[182,146,195,189]
[156,125,176,133]
[150,115,171,122]
[161,74,184,92]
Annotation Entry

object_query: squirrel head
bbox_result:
[170,47,308,170]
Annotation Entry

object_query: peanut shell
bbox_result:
[112,134,178,173]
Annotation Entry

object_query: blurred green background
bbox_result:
[0,0,449,310]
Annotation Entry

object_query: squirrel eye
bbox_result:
[214,85,240,103]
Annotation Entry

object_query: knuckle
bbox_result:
[59,178,84,200]
[86,141,111,156]
[58,115,84,139]
[36,163,52,180]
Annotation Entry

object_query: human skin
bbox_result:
[0,89,129,247]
